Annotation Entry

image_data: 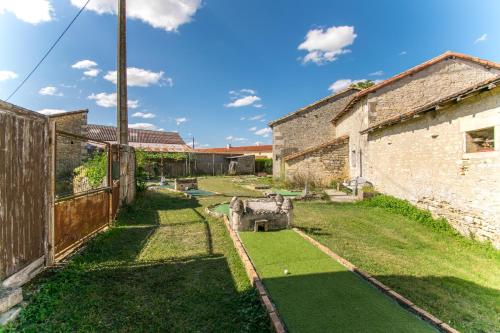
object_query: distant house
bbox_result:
[269,87,359,178]
[87,124,192,152]
[194,144,272,158]
[48,111,192,153]
[270,51,500,248]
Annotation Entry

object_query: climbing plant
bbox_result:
[73,152,107,188]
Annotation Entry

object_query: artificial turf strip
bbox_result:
[239,230,436,333]
[214,203,230,216]
[271,188,303,196]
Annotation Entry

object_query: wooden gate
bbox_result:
[0,103,48,280]
[53,130,111,261]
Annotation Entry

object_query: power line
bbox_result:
[5,0,91,102]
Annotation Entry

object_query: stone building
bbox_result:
[48,110,88,189]
[270,51,500,247]
[269,87,359,180]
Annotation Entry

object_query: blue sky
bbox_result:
[1,0,499,147]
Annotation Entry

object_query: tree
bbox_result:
[351,80,376,90]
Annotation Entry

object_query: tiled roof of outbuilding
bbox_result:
[360,75,500,134]
[87,124,186,145]
[284,135,349,162]
[194,145,272,154]
[268,87,360,127]
[332,51,500,123]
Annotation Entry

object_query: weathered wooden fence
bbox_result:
[1,102,135,283]
[0,103,49,280]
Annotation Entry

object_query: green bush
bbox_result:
[361,195,456,234]
[74,153,107,188]
[255,158,272,174]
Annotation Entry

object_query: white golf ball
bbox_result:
[284,269,289,275]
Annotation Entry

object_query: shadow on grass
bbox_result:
[295,226,332,237]
[261,270,500,333]
[373,274,500,333]
[7,190,270,333]
[14,254,268,332]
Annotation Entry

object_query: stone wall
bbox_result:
[284,136,349,187]
[271,89,357,179]
[335,100,368,179]
[367,58,500,126]
[50,111,88,191]
[365,87,500,247]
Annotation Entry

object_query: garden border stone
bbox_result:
[205,205,287,333]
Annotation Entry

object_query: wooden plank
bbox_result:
[0,109,48,280]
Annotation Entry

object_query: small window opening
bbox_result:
[466,127,495,153]
[257,225,265,232]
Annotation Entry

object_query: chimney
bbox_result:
[226,144,231,149]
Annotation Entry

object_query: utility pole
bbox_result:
[117,0,128,144]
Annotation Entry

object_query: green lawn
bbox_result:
[293,201,500,333]
[198,176,263,197]
[4,190,270,332]
[240,230,435,333]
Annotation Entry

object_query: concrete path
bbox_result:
[324,189,359,203]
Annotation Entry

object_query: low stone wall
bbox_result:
[284,136,349,187]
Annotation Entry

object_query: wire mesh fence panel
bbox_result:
[55,132,109,199]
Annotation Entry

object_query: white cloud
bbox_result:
[88,92,139,109]
[249,126,257,132]
[39,86,63,96]
[104,67,171,87]
[225,89,263,108]
[398,51,407,56]
[248,114,265,121]
[0,0,53,24]
[71,60,98,69]
[84,68,101,77]
[298,25,356,64]
[328,79,366,93]
[226,136,247,142]
[37,108,67,115]
[175,117,187,125]
[474,33,487,43]
[369,70,384,76]
[0,70,18,81]
[71,0,202,32]
[240,88,256,94]
[254,141,264,146]
[254,127,272,137]
[72,60,101,77]
[225,95,261,108]
[129,123,158,131]
[132,112,156,119]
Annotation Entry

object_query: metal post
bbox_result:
[117,0,128,145]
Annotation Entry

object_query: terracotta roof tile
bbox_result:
[284,135,349,162]
[332,51,500,124]
[269,87,360,127]
[360,75,500,134]
[87,124,186,145]
[194,145,272,154]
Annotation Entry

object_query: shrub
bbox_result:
[361,195,457,234]
[255,158,272,174]
[73,153,107,188]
